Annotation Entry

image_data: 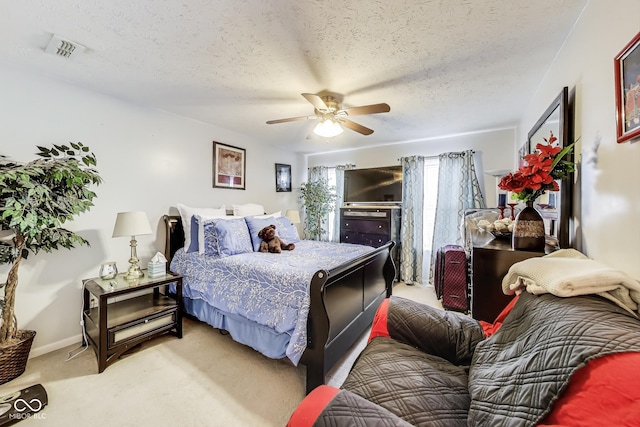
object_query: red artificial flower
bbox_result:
[544,131,558,145]
[499,131,574,203]
[536,143,561,157]
[498,172,527,193]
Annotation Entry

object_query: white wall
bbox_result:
[519,0,640,279]
[0,62,302,356]
[306,128,517,208]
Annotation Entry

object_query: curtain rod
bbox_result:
[397,150,475,162]
[397,154,439,161]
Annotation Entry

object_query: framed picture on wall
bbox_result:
[275,163,292,192]
[213,141,246,190]
[614,31,640,143]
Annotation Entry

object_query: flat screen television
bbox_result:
[344,165,403,204]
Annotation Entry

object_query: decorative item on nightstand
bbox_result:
[147,252,167,278]
[512,201,545,251]
[98,262,118,280]
[112,211,152,280]
[498,131,574,251]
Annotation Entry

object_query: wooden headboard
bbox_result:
[163,215,184,265]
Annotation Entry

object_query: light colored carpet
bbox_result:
[0,283,441,426]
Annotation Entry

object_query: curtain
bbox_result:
[429,150,485,283]
[399,156,425,285]
[331,164,355,242]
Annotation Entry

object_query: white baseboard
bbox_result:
[29,334,83,359]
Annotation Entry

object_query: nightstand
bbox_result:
[82,270,183,372]
[469,231,554,322]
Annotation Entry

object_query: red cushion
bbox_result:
[539,352,640,426]
[368,298,390,342]
[478,295,518,337]
[286,385,340,427]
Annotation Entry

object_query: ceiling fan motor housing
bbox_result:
[318,95,340,113]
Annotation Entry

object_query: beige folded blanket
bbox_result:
[502,249,640,315]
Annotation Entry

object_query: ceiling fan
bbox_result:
[266,93,390,138]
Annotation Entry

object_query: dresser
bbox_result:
[340,206,401,278]
[469,231,554,322]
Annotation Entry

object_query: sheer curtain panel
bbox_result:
[399,156,425,285]
[332,164,355,242]
[429,150,485,284]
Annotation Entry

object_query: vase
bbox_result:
[99,262,118,280]
[512,201,545,251]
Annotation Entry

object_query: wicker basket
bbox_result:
[0,330,36,385]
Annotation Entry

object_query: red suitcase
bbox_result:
[435,245,469,313]
[434,246,445,299]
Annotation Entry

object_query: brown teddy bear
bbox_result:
[258,224,295,253]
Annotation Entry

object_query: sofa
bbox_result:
[287,291,640,426]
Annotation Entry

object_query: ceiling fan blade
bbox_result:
[266,115,316,124]
[301,93,329,111]
[341,119,374,135]
[341,103,390,116]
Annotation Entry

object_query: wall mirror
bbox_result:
[527,86,573,248]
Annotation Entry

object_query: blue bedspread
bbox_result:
[170,240,375,365]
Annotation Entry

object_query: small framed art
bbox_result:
[614,31,640,143]
[275,163,292,192]
[213,141,246,190]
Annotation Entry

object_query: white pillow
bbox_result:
[232,203,264,217]
[176,203,227,250]
[254,211,282,219]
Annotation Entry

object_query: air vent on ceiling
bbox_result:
[44,34,86,59]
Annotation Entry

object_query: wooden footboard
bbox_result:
[301,241,395,394]
[162,215,395,394]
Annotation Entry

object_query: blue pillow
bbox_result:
[201,220,221,256]
[214,218,253,256]
[202,218,252,257]
[245,216,279,252]
[185,215,200,253]
[275,217,300,244]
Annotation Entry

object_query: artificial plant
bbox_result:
[0,143,102,345]
[299,179,336,241]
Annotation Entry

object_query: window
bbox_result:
[423,158,439,251]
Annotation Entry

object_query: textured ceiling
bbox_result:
[0,0,587,154]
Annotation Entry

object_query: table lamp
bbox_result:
[112,211,152,280]
[285,210,301,224]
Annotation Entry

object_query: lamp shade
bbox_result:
[112,211,152,237]
[313,119,343,138]
[285,210,301,224]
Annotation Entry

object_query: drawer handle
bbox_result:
[378,225,382,228]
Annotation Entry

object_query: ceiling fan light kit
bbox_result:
[267,92,390,138]
[314,119,344,138]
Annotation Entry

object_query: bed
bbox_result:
[163,214,395,393]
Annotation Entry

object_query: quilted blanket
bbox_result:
[340,297,485,426]
[468,291,640,426]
